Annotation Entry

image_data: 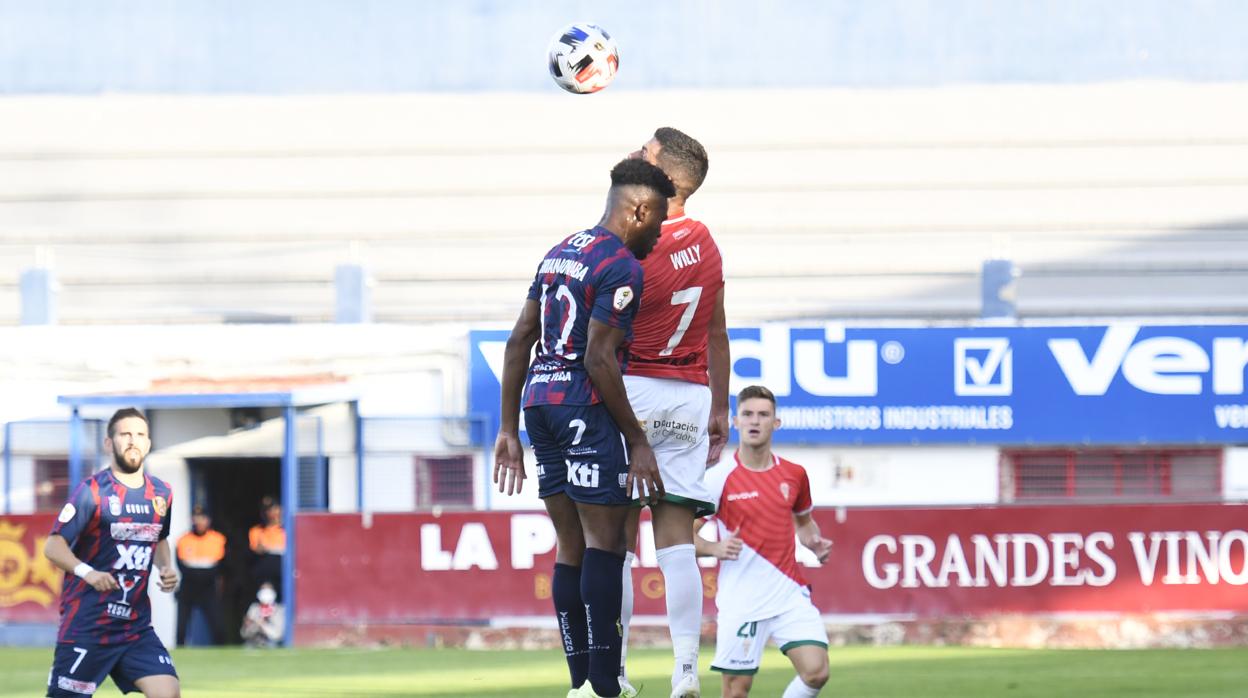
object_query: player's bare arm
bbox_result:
[585,317,664,504]
[45,534,120,592]
[794,511,833,563]
[692,518,742,560]
[493,299,540,495]
[153,538,179,592]
[706,286,731,464]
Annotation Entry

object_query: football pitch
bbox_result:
[4,645,1245,697]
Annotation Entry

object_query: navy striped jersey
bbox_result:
[522,226,644,408]
[50,469,173,645]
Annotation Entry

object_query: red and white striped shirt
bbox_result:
[704,452,814,621]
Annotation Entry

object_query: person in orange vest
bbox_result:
[248,497,286,602]
[175,505,226,646]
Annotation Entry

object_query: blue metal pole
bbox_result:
[3,422,12,514]
[481,414,493,510]
[69,408,83,487]
[314,416,325,510]
[280,405,298,647]
[354,406,364,513]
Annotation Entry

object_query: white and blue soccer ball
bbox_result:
[547,23,619,94]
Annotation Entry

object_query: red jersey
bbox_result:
[704,452,814,621]
[626,215,724,385]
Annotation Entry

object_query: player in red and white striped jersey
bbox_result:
[696,386,833,698]
[618,127,730,698]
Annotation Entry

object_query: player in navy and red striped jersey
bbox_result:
[618,127,726,698]
[493,158,674,698]
[696,386,833,698]
[43,408,181,698]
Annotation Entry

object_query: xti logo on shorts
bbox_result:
[566,460,600,488]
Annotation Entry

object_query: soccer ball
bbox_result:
[547,23,619,94]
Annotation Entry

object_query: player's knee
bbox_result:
[139,677,181,698]
[799,663,829,688]
[554,538,585,565]
[722,676,752,698]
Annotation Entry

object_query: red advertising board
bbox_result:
[296,503,1248,625]
[0,515,63,624]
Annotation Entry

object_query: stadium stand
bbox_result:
[1,83,1247,325]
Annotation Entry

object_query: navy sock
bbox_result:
[581,547,625,697]
[552,563,589,688]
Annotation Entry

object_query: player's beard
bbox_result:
[113,445,144,474]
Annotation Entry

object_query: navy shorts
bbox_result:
[47,630,177,696]
[525,402,630,505]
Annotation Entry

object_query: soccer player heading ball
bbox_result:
[493,158,675,697]
[617,126,727,698]
[44,408,181,698]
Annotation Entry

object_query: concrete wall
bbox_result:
[150,408,232,451]
[4,84,1248,325]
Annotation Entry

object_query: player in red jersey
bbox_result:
[696,386,832,698]
[618,127,728,698]
[43,408,180,698]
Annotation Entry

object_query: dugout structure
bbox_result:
[58,385,358,647]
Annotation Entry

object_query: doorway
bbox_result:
[187,457,280,644]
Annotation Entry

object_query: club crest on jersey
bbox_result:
[153,496,168,517]
[108,495,122,517]
[613,286,634,311]
[780,483,791,501]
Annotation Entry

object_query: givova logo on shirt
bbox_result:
[113,544,152,571]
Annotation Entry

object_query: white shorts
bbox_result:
[710,599,829,676]
[624,374,715,516]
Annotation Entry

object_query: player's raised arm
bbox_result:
[706,286,731,464]
[494,299,541,495]
[586,318,664,504]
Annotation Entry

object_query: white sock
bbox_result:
[656,544,701,685]
[619,550,636,681]
[782,675,820,698]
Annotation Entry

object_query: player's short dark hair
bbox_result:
[107,407,149,438]
[610,158,676,200]
[737,385,777,408]
[653,127,709,199]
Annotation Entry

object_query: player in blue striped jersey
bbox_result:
[43,408,180,698]
[494,158,675,697]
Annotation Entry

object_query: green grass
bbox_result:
[5,645,1246,697]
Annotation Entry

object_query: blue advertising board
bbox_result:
[469,324,1248,445]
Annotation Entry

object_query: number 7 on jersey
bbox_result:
[659,286,703,356]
